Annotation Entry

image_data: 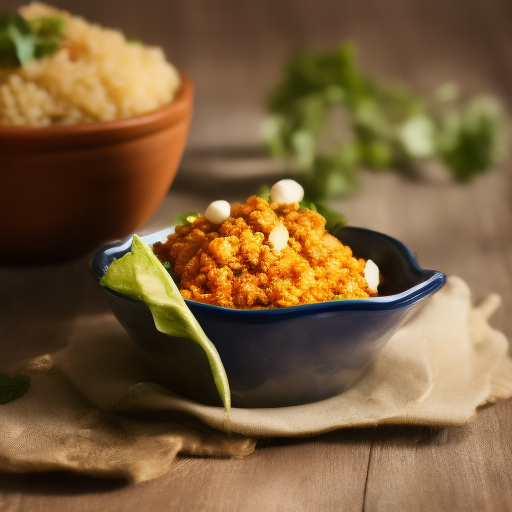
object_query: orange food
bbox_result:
[153,195,376,309]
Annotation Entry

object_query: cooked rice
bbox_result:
[0,3,181,126]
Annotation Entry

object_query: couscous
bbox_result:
[0,3,181,126]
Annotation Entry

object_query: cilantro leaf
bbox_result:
[28,15,65,39]
[0,12,65,68]
[299,199,346,233]
[8,14,34,65]
[257,186,346,234]
[175,211,201,226]
[0,14,30,67]
[263,42,508,201]
[438,97,507,181]
[315,203,346,233]
[257,185,271,202]
[0,373,31,404]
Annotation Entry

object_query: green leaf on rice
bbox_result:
[175,211,201,226]
[0,13,65,68]
[8,16,34,65]
[100,235,231,414]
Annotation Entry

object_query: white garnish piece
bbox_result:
[205,200,231,224]
[364,259,380,292]
[268,221,289,252]
[270,179,304,204]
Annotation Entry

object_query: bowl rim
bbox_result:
[91,226,446,317]
[0,72,192,139]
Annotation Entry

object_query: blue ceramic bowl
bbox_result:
[91,226,445,408]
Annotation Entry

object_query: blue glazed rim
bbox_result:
[91,226,446,317]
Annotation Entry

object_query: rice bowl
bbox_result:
[0,2,181,126]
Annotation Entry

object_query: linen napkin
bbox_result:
[0,276,511,483]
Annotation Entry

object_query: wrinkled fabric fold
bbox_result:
[0,276,511,483]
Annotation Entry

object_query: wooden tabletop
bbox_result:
[2,0,512,510]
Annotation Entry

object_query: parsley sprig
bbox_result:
[0,12,65,68]
[262,43,508,201]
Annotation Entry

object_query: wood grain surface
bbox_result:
[1,0,512,510]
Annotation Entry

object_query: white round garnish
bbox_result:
[364,259,380,292]
[268,221,289,252]
[270,179,304,204]
[205,200,231,224]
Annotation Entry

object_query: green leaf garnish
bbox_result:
[299,199,346,233]
[263,42,508,202]
[257,186,346,234]
[314,203,346,233]
[8,15,34,65]
[175,211,201,226]
[28,15,65,39]
[257,185,271,202]
[299,199,317,212]
[0,12,65,68]
[256,184,346,233]
[100,235,231,413]
[0,373,31,404]
[0,14,31,66]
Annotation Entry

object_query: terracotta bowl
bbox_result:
[0,74,193,263]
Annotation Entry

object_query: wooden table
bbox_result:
[2,0,512,510]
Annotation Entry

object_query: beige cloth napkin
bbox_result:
[1,276,511,483]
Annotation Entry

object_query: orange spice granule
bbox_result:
[152,195,375,309]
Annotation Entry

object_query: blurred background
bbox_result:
[4,0,512,334]
[6,0,511,168]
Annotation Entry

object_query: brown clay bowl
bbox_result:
[0,74,193,263]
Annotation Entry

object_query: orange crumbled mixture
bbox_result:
[152,196,375,309]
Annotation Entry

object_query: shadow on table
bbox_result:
[1,262,111,372]
[173,146,286,200]
[256,423,472,450]
[0,423,475,496]
[0,471,127,495]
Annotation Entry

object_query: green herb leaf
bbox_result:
[263,42,508,202]
[0,373,31,404]
[257,185,271,202]
[31,16,66,58]
[0,16,17,67]
[8,15,34,65]
[100,235,231,413]
[258,185,346,233]
[0,12,65,68]
[438,97,507,181]
[299,199,346,233]
[175,211,201,226]
[34,38,60,59]
[299,199,317,212]
[315,204,346,233]
[28,15,65,39]
[0,14,34,66]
